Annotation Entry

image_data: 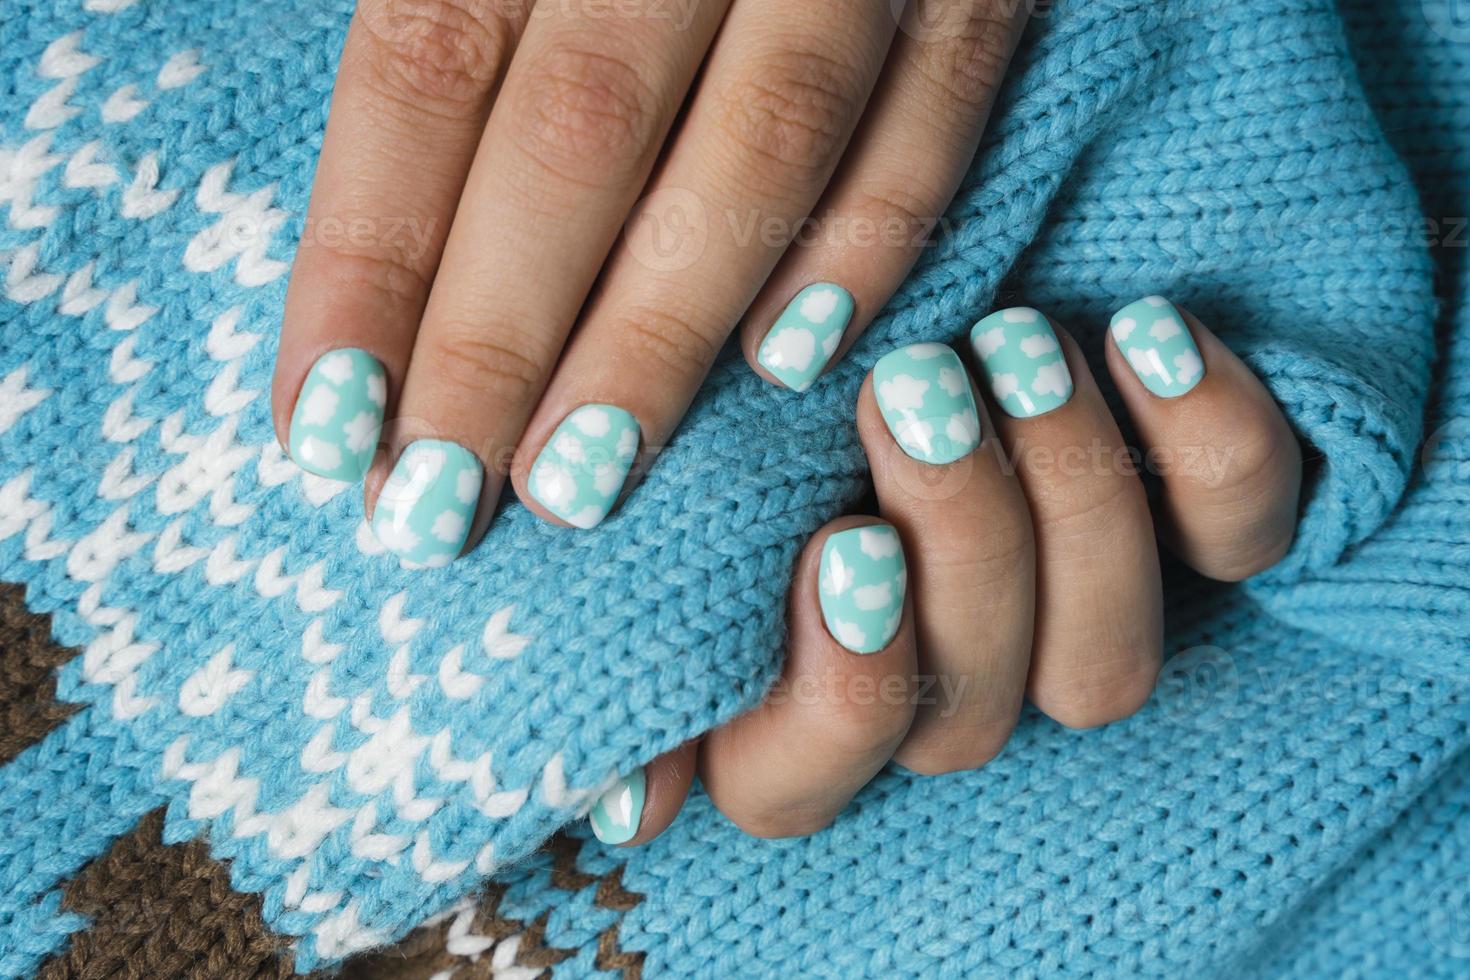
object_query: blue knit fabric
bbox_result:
[0,0,1466,976]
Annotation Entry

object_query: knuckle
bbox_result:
[305,243,432,314]
[715,47,865,191]
[917,493,1032,583]
[1034,661,1159,731]
[1204,423,1298,504]
[726,803,837,841]
[420,324,545,403]
[1178,421,1302,581]
[1035,471,1148,548]
[617,305,720,382]
[896,717,1016,776]
[907,9,1015,111]
[358,0,512,111]
[824,690,916,760]
[847,183,943,247]
[513,44,663,184]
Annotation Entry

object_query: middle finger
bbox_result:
[372,0,730,564]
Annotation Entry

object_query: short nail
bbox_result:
[1110,296,1204,398]
[288,348,387,481]
[971,307,1074,418]
[818,525,907,655]
[372,440,481,568]
[589,767,645,845]
[873,342,982,463]
[756,283,854,392]
[528,404,640,529]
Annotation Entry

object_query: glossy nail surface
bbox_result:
[528,404,640,529]
[589,767,646,845]
[819,525,907,655]
[757,283,855,392]
[372,440,481,568]
[288,348,386,481]
[873,342,981,464]
[971,308,1074,418]
[1110,296,1204,398]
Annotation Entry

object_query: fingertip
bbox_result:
[590,742,698,848]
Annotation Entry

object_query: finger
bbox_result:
[586,741,697,847]
[856,343,1036,773]
[701,518,916,839]
[274,0,529,481]
[373,0,729,561]
[742,0,1029,389]
[1106,296,1303,581]
[971,309,1162,729]
[512,0,898,529]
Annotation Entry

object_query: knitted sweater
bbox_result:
[0,0,1466,976]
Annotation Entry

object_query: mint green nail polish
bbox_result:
[589,767,645,845]
[1110,296,1204,398]
[819,525,907,655]
[971,308,1074,418]
[372,440,481,568]
[529,404,640,529]
[757,283,855,392]
[288,348,386,481]
[873,343,981,464]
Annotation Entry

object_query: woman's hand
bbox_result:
[272,0,1031,566]
[584,296,1303,844]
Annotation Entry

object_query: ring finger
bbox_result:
[970,308,1163,728]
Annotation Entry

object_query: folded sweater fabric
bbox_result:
[0,0,1467,976]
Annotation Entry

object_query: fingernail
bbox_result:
[1110,296,1204,398]
[528,404,640,529]
[756,283,854,392]
[971,307,1074,418]
[288,348,387,481]
[372,440,482,568]
[589,767,646,845]
[873,343,982,463]
[818,525,907,655]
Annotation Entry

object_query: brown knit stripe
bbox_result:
[0,583,81,766]
[3,574,644,980]
[36,809,297,980]
[339,834,644,980]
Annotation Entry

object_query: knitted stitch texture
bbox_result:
[0,0,1467,976]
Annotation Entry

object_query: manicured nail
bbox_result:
[288,348,387,481]
[756,283,855,392]
[818,525,907,655]
[528,404,640,529]
[589,767,645,845]
[372,440,481,568]
[873,343,981,464]
[1110,296,1204,398]
[971,307,1074,418]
